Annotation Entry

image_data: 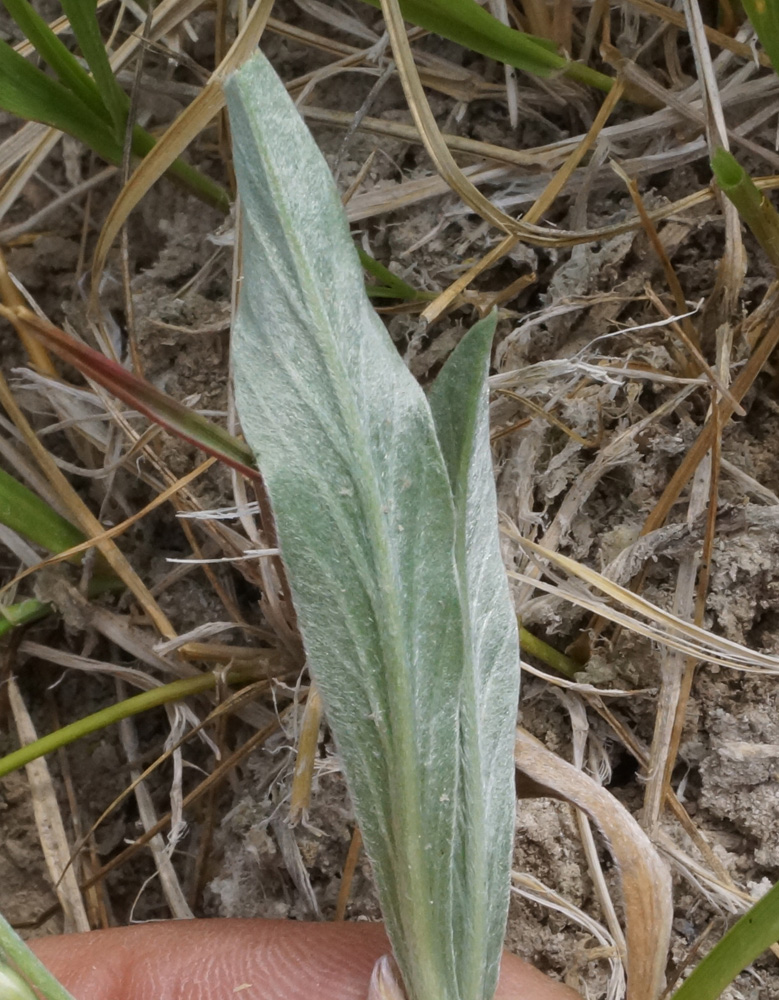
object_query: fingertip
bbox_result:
[30,919,580,1000]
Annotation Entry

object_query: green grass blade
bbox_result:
[0,41,123,162]
[671,879,779,1000]
[359,0,615,91]
[358,248,435,301]
[0,569,122,638]
[519,625,579,678]
[0,915,76,1000]
[0,599,54,637]
[742,0,779,75]
[0,466,86,559]
[59,0,129,132]
[711,148,779,269]
[427,312,520,1000]
[1,0,111,123]
[0,466,122,635]
[0,6,228,210]
[227,52,472,1000]
[0,670,253,779]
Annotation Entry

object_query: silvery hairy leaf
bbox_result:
[226,52,518,1000]
[428,313,520,1000]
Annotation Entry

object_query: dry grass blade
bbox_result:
[117,699,194,920]
[641,308,779,537]
[110,0,210,69]
[0,246,55,375]
[682,0,746,313]
[508,532,779,673]
[495,388,596,448]
[7,678,90,933]
[515,728,672,1000]
[420,234,517,326]
[626,0,772,67]
[645,403,722,832]
[511,872,624,998]
[73,709,287,903]
[335,827,364,921]
[379,0,512,233]
[90,0,275,308]
[56,679,273,889]
[420,76,624,322]
[0,128,61,231]
[0,363,176,639]
[299,106,557,169]
[641,458,706,833]
[0,458,215,615]
[379,0,559,244]
[513,385,697,609]
[555,690,627,990]
[288,684,323,824]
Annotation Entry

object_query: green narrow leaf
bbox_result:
[671,878,779,1000]
[1,0,111,123]
[427,312,520,1000]
[226,52,478,1000]
[358,0,615,92]
[0,3,229,211]
[742,0,779,76]
[59,0,129,132]
[0,598,54,637]
[0,466,86,559]
[0,41,122,162]
[0,669,257,780]
[357,247,434,302]
[0,467,122,638]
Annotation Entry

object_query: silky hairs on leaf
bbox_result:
[226,51,518,1000]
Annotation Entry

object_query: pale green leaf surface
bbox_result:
[226,52,468,1000]
[428,312,520,1000]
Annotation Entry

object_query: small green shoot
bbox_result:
[711,148,779,270]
